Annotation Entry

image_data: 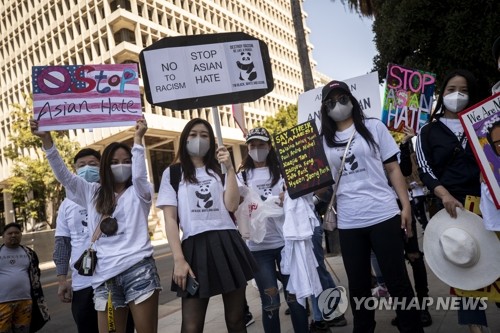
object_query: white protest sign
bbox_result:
[298,71,381,129]
[142,40,268,105]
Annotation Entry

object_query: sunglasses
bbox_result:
[100,216,118,236]
[324,95,350,109]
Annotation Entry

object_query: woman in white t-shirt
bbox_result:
[236,127,308,333]
[319,80,423,332]
[31,118,160,333]
[156,118,257,333]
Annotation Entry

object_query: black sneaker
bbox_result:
[420,309,432,327]
[245,312,255,327]
[326,314,347,327]
[309,320,329,333]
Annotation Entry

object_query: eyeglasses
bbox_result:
[100,216,118,236]
[324,95,350,109]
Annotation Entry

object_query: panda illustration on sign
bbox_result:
[195,183,214,209]
[236,52,257,81]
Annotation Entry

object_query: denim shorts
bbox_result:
[94,257,161,311]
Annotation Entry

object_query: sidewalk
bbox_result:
[156,249,500,332]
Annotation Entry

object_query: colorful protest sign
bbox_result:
[459,93,500,208]
[32,64,141,131]
[298,72,381,131]
[139,32,274,110]
[381,64,436,133]
[274,120,333,199]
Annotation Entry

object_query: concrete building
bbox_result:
[0,0,328,229]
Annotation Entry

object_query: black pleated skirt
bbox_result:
[171,229,258,298]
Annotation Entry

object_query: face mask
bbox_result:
[111,164,132,183]
[327,101,353,122]
[443,91,469,113]
[248,148,269,163]
[492,81,500,95]
[77,165,100,183]
[186,136,210,157]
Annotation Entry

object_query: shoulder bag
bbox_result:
[323,130,355,231]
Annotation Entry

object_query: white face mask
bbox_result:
[186,136,210,157]
[327,101,353,122]
[492,81,500,95]
[248,148,269,163]
[443,91,469,113]
[111,164,132,183]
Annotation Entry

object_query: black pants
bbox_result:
[403,216,429,305]
[339,215,423,333]
[72,287,135,333]
[72,287,99,333]
[411,196,428,229]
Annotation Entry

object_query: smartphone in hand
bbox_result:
[186,275,199,295]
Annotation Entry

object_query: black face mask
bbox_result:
[100,217,118,236]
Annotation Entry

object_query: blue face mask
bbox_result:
[77,165,100,183]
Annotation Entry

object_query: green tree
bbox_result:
[371,0,500,95]
[4,95,80,228]
[260,104,298,136]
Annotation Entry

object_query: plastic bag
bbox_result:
[234,190,284,243]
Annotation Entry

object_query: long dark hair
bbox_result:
[238,140,282,187]
[94,142,132,215]
[320,92,378,152]
[174,118,220,183]
[429,69,481,122]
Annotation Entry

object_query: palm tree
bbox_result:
[290,0,376,92]
[290,0,314,91]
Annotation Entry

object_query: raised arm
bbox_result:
[217,146,239,212]
[131,118,151,201]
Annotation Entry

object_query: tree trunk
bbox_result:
[290,0,315,92]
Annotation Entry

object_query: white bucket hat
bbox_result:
[423,208,500,290]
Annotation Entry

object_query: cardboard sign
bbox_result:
[32,64,142,130]
[139,32,274,109]
[274,120,333,199]
[459,93,500,208]
[298,72,381,132]
[381,64,436,133]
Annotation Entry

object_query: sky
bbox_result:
[302,0,377,82]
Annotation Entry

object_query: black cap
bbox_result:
[2,222,22,235]
[493,36,500,62]
[321,80,350,102]
[245,127,271,143]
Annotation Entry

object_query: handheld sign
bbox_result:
[32,64,142,130]
[275,120,333,199]
[381,63,436,133]
[459,93,500,208]
[139,32,274,110]
[298,72,381,132]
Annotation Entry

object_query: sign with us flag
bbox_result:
[32,64,142,130]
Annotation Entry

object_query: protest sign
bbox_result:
[298,72,381,131]
[381,63,436,133]
[139,32,273,110]
[459,93,500,208]
[32,64,142,131]
[274,120,333,199]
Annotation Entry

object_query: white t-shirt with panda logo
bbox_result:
[237,167,285,251]
[323,118,401,229]
[156,166,237,241]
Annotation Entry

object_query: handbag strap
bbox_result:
[327,129,356,209]
[90,189,126,245]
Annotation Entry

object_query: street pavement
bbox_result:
[40,233,500,332]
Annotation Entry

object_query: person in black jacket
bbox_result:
[393,126,432,327]
[415,69,486,333]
